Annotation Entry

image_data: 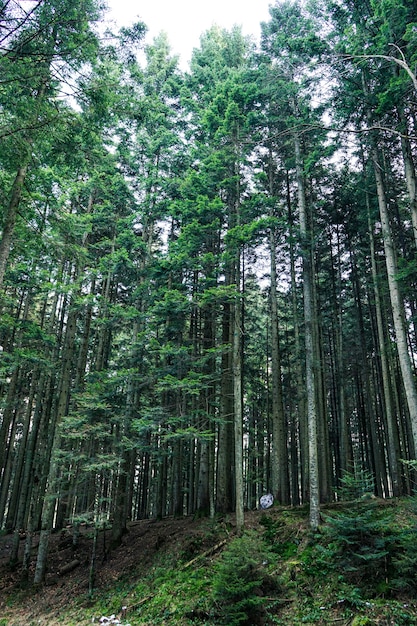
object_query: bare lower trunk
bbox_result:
[233,253,244,532]
[216,297,234,513]
[269,229,289,504]
[366,188,400,494]
[33,300,78,584]
[287,173,306,503]
[295,133,320,530]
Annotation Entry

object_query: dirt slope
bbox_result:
[0,512,257,624]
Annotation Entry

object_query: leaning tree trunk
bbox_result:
[362,73,417,457]
[368,138,417,457]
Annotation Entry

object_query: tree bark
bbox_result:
[365,186,401,494]
[216,293,234,513]
[269,228,289,504]
[369,139,417,456]
[33,296,78,584]
[294,132,320,529]
[232,251,244,532]
[362,72,417,456]
[287,171,307,503]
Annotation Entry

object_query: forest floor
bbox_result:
[0,502,417,625]
[0,511,251,625]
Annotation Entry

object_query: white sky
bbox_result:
[105,0,273,68]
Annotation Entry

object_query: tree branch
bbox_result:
[341,49,417,95]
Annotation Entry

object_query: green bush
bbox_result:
[319,505,394,586]
[212,530,276,625]
[337,468,375,501]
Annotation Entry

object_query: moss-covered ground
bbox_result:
[1,500,417,625]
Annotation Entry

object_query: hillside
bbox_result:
[1,500,417,625]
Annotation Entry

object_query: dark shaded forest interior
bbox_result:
[2,0,417,603]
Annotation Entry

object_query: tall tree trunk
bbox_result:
[287,171,307,503]
[269,229,289,504]
[368,138,417,457]
[216,293,234,513]
[334,225,350,476]
[365,185,401,494]
[111,322,139,547]
[196,299,216,517]
[233,249,244,532]
[294,132,320,529]
[33,294,78,584]
[362,73,417,457]
[4,369,38,533]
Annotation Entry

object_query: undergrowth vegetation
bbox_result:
[4,497,417,625]
[103,501,417,625]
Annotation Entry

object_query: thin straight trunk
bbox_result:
[366,186,401,494]
[33,295,78,585]
[197,437,210,514]
[314,296,331,502]
[233,251,244,532]
[200,300,217,517]
[232,133,244,531]
[4,369,38,533]
[334,226,350,475]
[89,475,102,597]
[287,171,307,502]
[9,370,45,564]
[171,438,183,517]
[0,403,21,525]
[294,132,320,529]
[188,438,196,515]
[137,436,151,519]
[247,407,257,509]
[195,297,213,516]
[0,368,20,481]
[111,449,132,547]
[155,437,167,519]
[269,229,289,503]
[216,293,234,513]
[112,321,139,546]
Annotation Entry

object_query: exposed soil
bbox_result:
[0,511,265,625]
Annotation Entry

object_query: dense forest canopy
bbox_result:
[1,0,417,585]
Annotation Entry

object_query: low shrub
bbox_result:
[212,530,277,625]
